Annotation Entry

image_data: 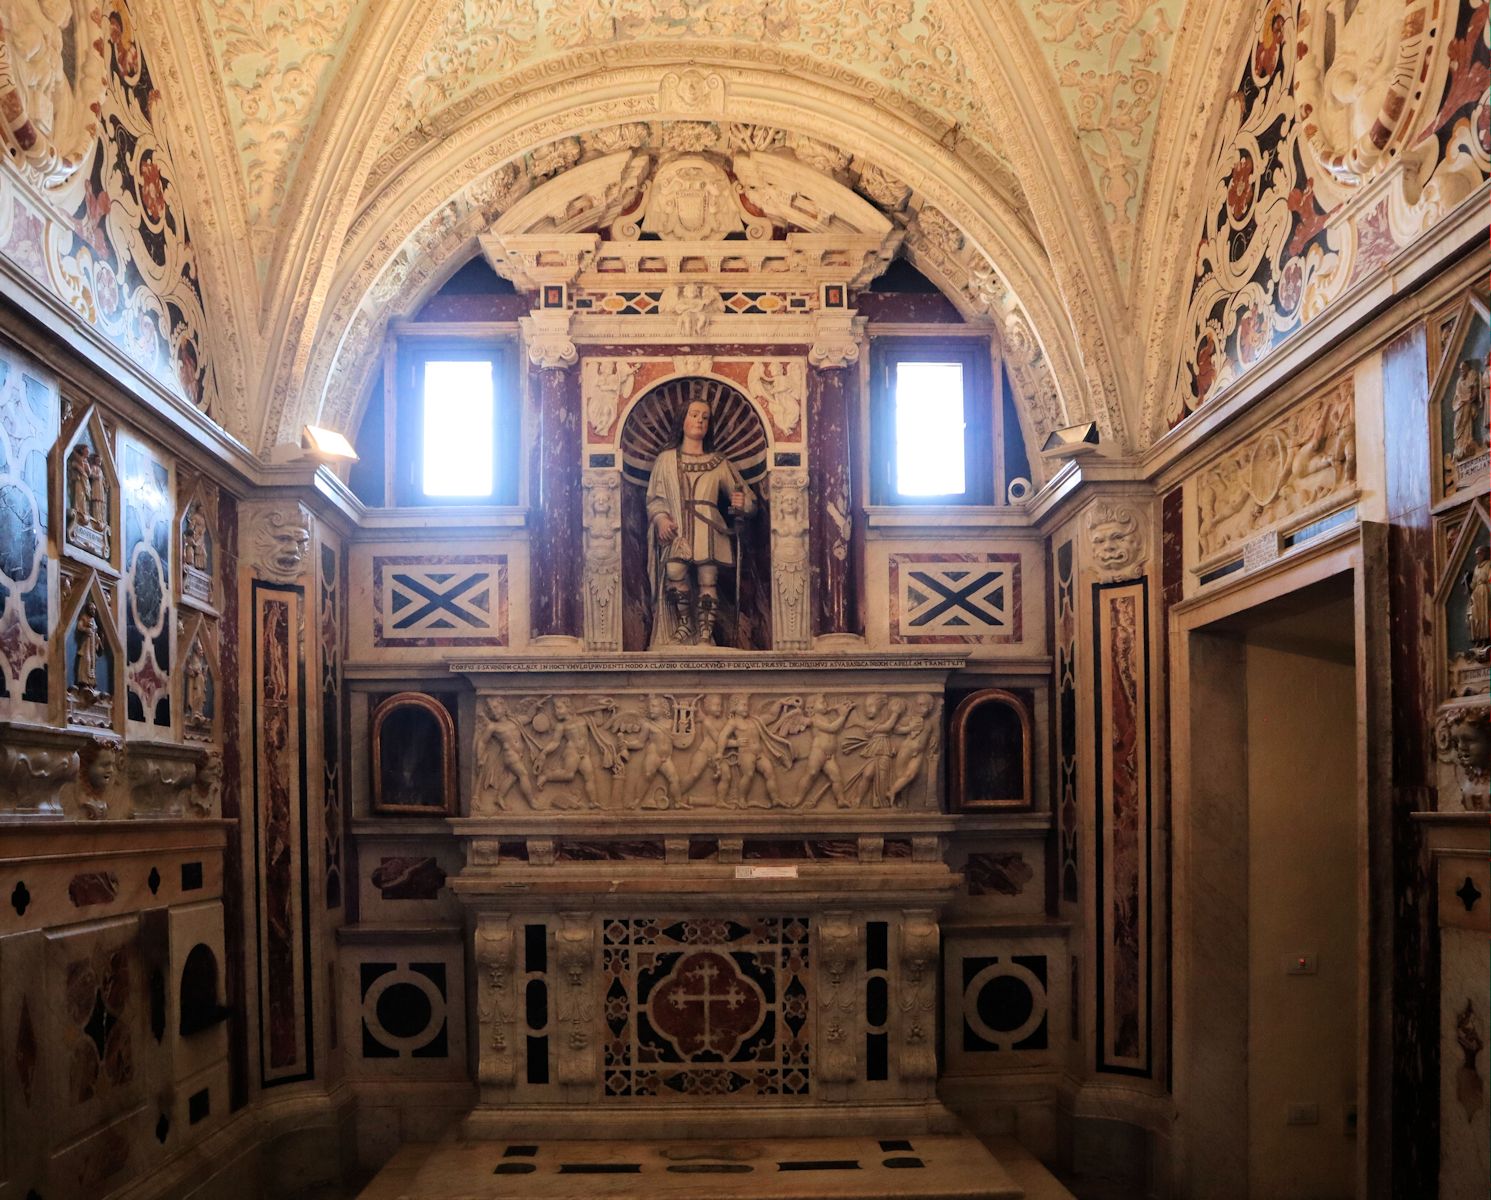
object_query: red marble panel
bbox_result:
[1095,580,1150,1076]
[217,492,249,1107]
[530,365,583,639]
[1383,322,1440,1188]
[855,293,965,323]
[809,365,861,636]
[966,852,1033,897]
[68,871,120,908]
[370,856,446,900]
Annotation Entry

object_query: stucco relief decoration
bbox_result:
[371,0,1014,204]
[746,360,804,440]
[1295,0,1444,182]
[658,68,725,117]
[0,0,108,185]
[201,0,360,235]
[249,503,313,582]
[1195,381,1357,564]
[1169,0,1488,428]
[1085,501,1148,582]
[641,155,742,240]
[583,358,638,441]
[1030,0,1180,259]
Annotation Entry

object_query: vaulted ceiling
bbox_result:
[137,0,1255,455]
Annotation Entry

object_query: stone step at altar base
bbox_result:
[358,1133,1042,1199]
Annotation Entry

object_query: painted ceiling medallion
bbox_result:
[1295,0,1445,182]
[0,0,109,186]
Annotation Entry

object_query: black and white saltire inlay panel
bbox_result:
[890,554,1021,643]
[373,555,508,647]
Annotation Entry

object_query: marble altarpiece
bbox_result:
[335,141,1064,1148]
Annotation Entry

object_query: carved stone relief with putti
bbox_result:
[473,690,941,816]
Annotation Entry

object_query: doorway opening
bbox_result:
[1182,572,1361,1200]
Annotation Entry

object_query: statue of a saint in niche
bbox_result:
[646,397,758,646]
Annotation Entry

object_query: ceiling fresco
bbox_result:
[0,0,1481,454]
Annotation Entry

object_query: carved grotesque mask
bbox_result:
[1087,502,1146,580]
[254,507,313,579]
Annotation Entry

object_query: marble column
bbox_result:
[809,365,863,637]
[530,363,583,640]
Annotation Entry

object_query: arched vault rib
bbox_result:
[939,0,1136,449]
[248,0,454,452]
[1130,1,1265,447]
[128,0,261,440]
[270,66,1107,462]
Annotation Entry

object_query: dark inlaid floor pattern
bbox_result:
[355,1133,1028,1198]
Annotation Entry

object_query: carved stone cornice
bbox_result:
[0,722,88,819]
[481,233,599,290]
[1130,3,1258,446]
[126,739,208,819]
[451,652,968,676]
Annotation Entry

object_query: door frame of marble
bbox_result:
[1166,522,1391,1200]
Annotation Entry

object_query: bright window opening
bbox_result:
[894,361,966,496]
[422,359,495,497]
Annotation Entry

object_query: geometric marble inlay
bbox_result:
[602,916,810,1100]
[889,553,1021,644]
[373,555,508,647]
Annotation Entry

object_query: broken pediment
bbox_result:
[480,147,902,296]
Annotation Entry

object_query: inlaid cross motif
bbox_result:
[667,960,749,1053]
[648,950,764,1059]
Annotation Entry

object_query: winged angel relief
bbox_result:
[474,692,940,814]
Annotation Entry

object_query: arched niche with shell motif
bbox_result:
[616,376,774,653]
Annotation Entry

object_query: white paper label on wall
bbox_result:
[734,865,799,879]
[1242,531,1282,572]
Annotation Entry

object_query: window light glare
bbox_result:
[301,424,358,461]
[422,360,495,497]
[895,361,966,496]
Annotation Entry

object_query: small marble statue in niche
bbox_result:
[65,442,111,558]
[181,499,214,607]
[1451,360,1488,464]
[183,637,212,732]
[1467,545,1490,650]
[646,396,758,647]
[74,601,102,692]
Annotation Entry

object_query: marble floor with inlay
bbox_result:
[354,1133,1071,1199]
